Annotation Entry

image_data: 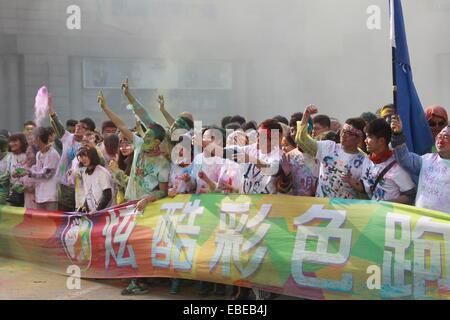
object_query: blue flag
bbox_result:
[390,0,434,155]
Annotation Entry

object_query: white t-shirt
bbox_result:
[81,165,113,212]
[316,141,366,199]
[416,153,450,214]
[191,153,223,193]
[217,159,243,194]
[7,152,28,189]
[240,144,283,195]
[361,155,415,202]
[31,147,60,204]
[287,149,319,196]
[169,162,195,194]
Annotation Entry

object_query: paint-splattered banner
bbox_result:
[1,194,450,300]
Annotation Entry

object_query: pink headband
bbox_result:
[342,123,363,137]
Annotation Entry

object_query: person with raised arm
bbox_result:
[98,87,170,295]
[295,105,367,199]
[48,95,96,212]
[122,79,193,158]
[98,89,169,211]
[278,112,319,196]
[391,115,450,213]
[23,127,60,211]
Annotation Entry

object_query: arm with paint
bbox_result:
[122,78,156,129]
[136,183,168,211]
[28,151,59,180]
[135,118,146,138]
[47,95,66,139]
[295,105,318,157]
[98,91,134,143]
[108,160,130,189]
[391,115,423,176]
[158,95,176,127]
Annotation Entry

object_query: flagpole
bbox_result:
[390,0,398,109]
[392,47,397,109]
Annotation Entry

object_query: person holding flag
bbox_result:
[389,0,434,156]
[391,115,450,214]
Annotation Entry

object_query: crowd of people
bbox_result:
[0,78,449,299]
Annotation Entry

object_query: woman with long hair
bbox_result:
[108,134,134,205]
[7,133,29,207]
[76,147,113,214]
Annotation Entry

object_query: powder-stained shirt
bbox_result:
[125,134,170,201]
[415,153,450,213]
[315,141,366,199]
[30,147,60,203]
[287,149,319,196]
[361,155,415,201]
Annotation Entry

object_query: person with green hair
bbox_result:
[121,78,194,159]
[98,83,170,296]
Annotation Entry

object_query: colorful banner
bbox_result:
[1,194,450,300]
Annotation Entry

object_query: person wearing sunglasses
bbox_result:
[425,105,448,152]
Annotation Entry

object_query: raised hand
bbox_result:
[97,90,106,109]
[298,104,318,132]
[304,104,318,117]
[390,114,403,134]
[47,94,55,115]
[121,77,135,103]
[158,95,165,112]
[121,77,130,96]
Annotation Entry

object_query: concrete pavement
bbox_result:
[0,256,217,300]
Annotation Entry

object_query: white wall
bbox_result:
[0,0,449,131]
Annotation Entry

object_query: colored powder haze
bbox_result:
[0,0,449,129]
